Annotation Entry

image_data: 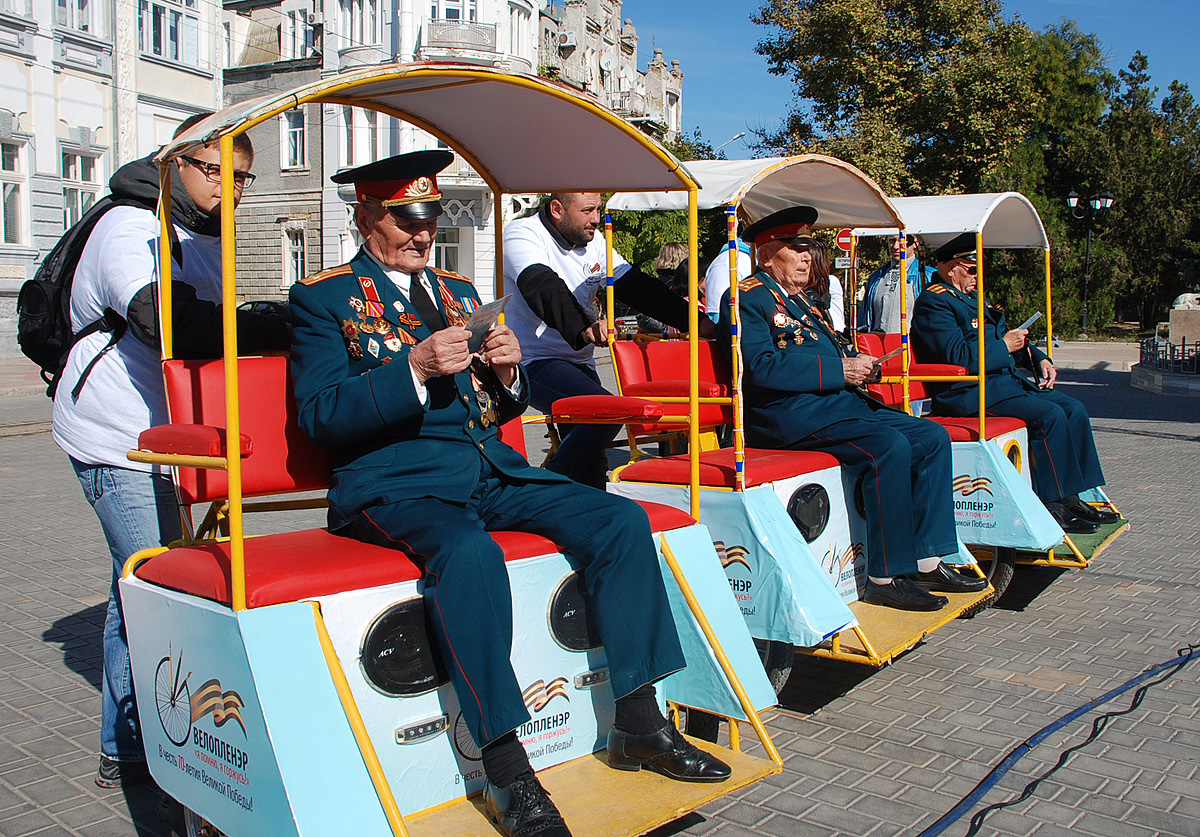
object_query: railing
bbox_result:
[1140,336,1200,374]
[426,20,496,52]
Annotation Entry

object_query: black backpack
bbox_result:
[17,195,167,400]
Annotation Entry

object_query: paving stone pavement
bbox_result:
[0,361,1197,836]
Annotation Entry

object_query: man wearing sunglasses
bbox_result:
[911,233,1118,534]
[51,112,290,790]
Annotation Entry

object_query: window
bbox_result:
[339,0,379,47]
[139,0,199,64]
[280,9,312,60]
[508,2,530,60]
[434,226,459,273]
[283,226,306,286]
[0,0,33,15]
[281,107,307,170]
[340,105,354,168]
[62,150,101,227]
[365,109,378,163]
[1,142,24,245]
[56,0,94,33]
[430,0,476,22]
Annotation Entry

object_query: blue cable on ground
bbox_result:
[917,644,1198,837]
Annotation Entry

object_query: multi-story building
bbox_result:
[0,0,224,287]
[222,0,682,303]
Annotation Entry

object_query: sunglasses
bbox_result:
[180,155,256,188]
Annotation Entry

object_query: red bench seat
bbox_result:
[928,416,1027,442]
[134,501,696,609]
[617,448,840,490]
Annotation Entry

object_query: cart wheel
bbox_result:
[181,806,226,837]
[976,546,1016,601]
[754,639,794,695]
[683,707,721,742]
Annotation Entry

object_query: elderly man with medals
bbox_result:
[288,151,729,837]
[716,207,987,612]
[911,233,1119,535]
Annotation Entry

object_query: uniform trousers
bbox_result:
[781,409,957,578]
[988,387,1105,503]
[526,358,621,488]
[346,462,685,748]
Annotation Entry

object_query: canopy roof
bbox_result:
[606,156,903,230]
[852,192,1048,249]
[157,62,694,195]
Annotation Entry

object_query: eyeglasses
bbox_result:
[180,155,256,188]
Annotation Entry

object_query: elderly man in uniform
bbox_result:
[288,151,728,837]
[717,206,987,611]
[911,233,1119,534]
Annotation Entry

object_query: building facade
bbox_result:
[221,0,683,303]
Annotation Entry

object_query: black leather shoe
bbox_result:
[912,562,989,594]
[1047,501,1101,534]
[484,770,572,837]
[1063,495,1121,525]
[607,723,731,782]
[862,577,948,611]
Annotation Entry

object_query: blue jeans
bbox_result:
[526,358,621,488]
[70,458,182,762]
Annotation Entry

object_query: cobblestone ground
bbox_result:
[0,364,1196,836]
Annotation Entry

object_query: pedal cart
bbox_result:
[118,64,781,837]
[569,157,995,671]
[850,192,1128,585]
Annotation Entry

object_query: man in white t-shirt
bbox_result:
[51,115,289,789]
[504,193,710,487]
[703,238,753,322]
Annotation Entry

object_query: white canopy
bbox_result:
[852,192,1048,249]
[606,155,903,230]
[157,63,695,195]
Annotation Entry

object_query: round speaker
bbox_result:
[786,483,830,542]
[359,598,448,697]
[548,571,602,652]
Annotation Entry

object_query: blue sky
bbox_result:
[619,0,1200,159]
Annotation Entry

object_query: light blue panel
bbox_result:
[951,440,1063,550]
[120,579,299,837]
[708,487,856,646]
[239,604,396,836]
[943,538,980,567]
[1079,486,1111,504]
[656,524,776,719]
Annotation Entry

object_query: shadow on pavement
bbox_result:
[776,654,878,715]
[990,565,1068,612]
[42,603,106,692]
[1056,368,1198,424]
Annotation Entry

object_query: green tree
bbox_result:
[752,0,1038,194]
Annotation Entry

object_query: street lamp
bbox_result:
[713,131,747,155]
[1066,189,1115,337]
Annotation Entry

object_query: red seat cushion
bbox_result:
[618,448,840,490]
[133,501,695,608]
[931,416,1027,441]
[552,395,665,423]
[138,424,253,458]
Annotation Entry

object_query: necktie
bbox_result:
[408,272,446,331]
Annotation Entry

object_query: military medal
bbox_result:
[348,297,365,314]
[367,338,380,358]
[348,342,363,360]
[471,370,497,427]
[773,311,787,327]
[393,299,405,313]
[384,334,402,352]
[341,319,360,340]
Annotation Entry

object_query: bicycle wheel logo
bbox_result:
[155,645,192,746]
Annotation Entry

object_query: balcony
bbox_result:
[418,19,501,66]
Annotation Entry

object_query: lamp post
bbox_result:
[1066,190,1115,338]
[713,131,747,155]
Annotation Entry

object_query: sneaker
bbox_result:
[95,755,149,789]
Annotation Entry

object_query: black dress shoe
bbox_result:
[1063,495,1121,525]
[912,562,989,594]
[862,577,948,612]
[484,770,572,837]
[1046,501,1101,534]
[607,723,731,782]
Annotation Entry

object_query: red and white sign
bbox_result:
[835,228,854,251]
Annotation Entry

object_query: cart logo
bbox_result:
[823,542,864,578]
[953,475,993,496]
[191,680,247,735]
[713,540,750,571]
[154,646,246,749]
[522,677,569,712]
